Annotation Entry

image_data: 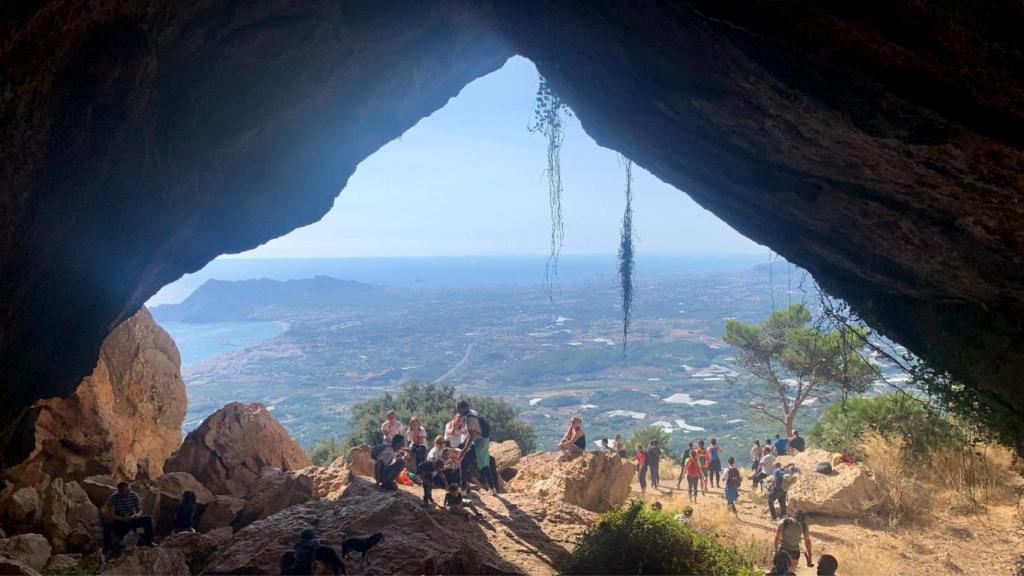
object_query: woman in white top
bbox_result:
[408,417,428,465]
[444,414,468,449]
[380,410,405,444]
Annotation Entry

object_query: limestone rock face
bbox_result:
[490,440,523,471]
[197,496,246,533]
[0,489,41,531]
[160,529,233,574]
[0,555,39,576]
[0,534,51,572]
[205,478,594,575]
[164,402,311,497]
[4,309,186,483]
[348,445,374,478]
[148,472,216,535]
[99,546,190,576]
[304,458,350,501]
[39,480,100,554]
[777,449,881,518]
[506,451,635,513]
[43,554,81,574]
[231,469,314,531]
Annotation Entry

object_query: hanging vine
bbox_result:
[528,77,572,299]
[617,155,635,352]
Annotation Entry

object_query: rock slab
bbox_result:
[776,449,881,518]
[506,451,635,513]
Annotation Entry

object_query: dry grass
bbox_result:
[690,503,774,568]
[860,432,1023,526]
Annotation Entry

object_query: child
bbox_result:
[673,505,693,526]
[444,484,464,511]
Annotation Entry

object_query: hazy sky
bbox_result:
[238,56,761,258]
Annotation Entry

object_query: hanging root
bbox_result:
[618,156,635,353]
[528,77,571,300]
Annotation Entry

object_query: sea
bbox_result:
[162,320,287,368]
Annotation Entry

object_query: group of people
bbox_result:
[373,401,498,511]
[750,430,805,519]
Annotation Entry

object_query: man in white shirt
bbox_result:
[374,434,407,490]
[380,410,404,444]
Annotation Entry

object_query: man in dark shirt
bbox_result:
[102,481,154,551]
[789,430,806,453]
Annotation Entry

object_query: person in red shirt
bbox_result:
[684,449,702,502]
[636,444,648,493]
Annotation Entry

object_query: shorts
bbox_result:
[780,548,800,563]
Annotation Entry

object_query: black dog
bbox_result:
[341,532,384,566]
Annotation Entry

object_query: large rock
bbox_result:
[4,309,186,483]
[506,451,635,513]
[197,496,246,533]
[81,476,118,510]
[99,547,190,576]
[0,556,40,576]
[205,478,594,575]
[39,480,100,554]
[776,449,881,518]
[0,489,40,531]
[149,472,216,535]
[161,529,233,574]
[490,440,523,471]
[304,458,350,501]
[348,445,374,478]
[164,402,311,497]
[231,469,314,531]
[43,554,81,574]
[0,535,51,573]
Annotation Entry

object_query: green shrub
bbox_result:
[307,436,345,466]
[559,500,758,575]
[625,426,676,460]
[339,382,536,453]
[809,393,957,461]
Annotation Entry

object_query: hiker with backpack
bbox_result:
[455,400,499,494]
[773,511,813,572]
[695,440,710,495]
[768,461,788,519]
[724,456,742,513]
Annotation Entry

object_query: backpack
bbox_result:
[726,467,742,488]
[474,413,491,438]
[781,471,799,492]
[370,443,388,461]
[815,462,833,475]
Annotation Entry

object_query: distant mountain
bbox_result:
[151,276,379,323]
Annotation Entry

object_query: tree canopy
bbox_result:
[724,303,875,434]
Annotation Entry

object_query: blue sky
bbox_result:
[237,56,761,258]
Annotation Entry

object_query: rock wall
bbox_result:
[4,308,186,484]
[506,451,635,513]
[164,402,311,497]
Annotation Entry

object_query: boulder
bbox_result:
[0,489,40,530]
[164,402,311,497]
[4,309,186,484]
[776,449,881,518]
[232,469,313,531]
[161,529,233,574]
[0,555,40,576]
[81,476,118,510]
[0,535,51,572]
[348,445,374,478]
[506,451,635,513]
[197,495,246,533]
[490,440,523,471]
[148,472,215,535]
[40,480,100,553]
[99,547,190,576]
[304,458,350,501]
[43,554,81,573]
[205,478,595,575]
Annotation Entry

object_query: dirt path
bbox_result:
[630,476,1023,576]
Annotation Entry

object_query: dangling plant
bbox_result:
[528,76,572,299]
[618,155,635,352]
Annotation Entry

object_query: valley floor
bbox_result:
[632,475,1023,576]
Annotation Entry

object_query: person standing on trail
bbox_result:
[647,439,662,489]
[768,462,787,519]
[455,400,498,494]
[676,442,695,490]
[695,440,710,495]
[614,434,626,458]
[636,443,648,493]
[724,456,741,513]
[773,511,812,572]
[381,410,404,444]
[708,437,722,489]
[684,449,701,502]
[750,440,763,474]
[755,445,775,492]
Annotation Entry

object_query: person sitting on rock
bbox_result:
[773,511,812,572]
[419,436,450,505]
[102,481,154,552]
[613,434,626,458]
[789,429,806,453]
[171,490,197,533]
[773,433,789,456]
[374,434,408,490]
[600,437,612,452]
[556,415,586,462]
[381,410,405,444]
[280,528,346,575]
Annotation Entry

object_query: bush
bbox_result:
[339,382,536,453]
[559,500,758,575]
[809,393,957,461]
[307,436,345,466]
